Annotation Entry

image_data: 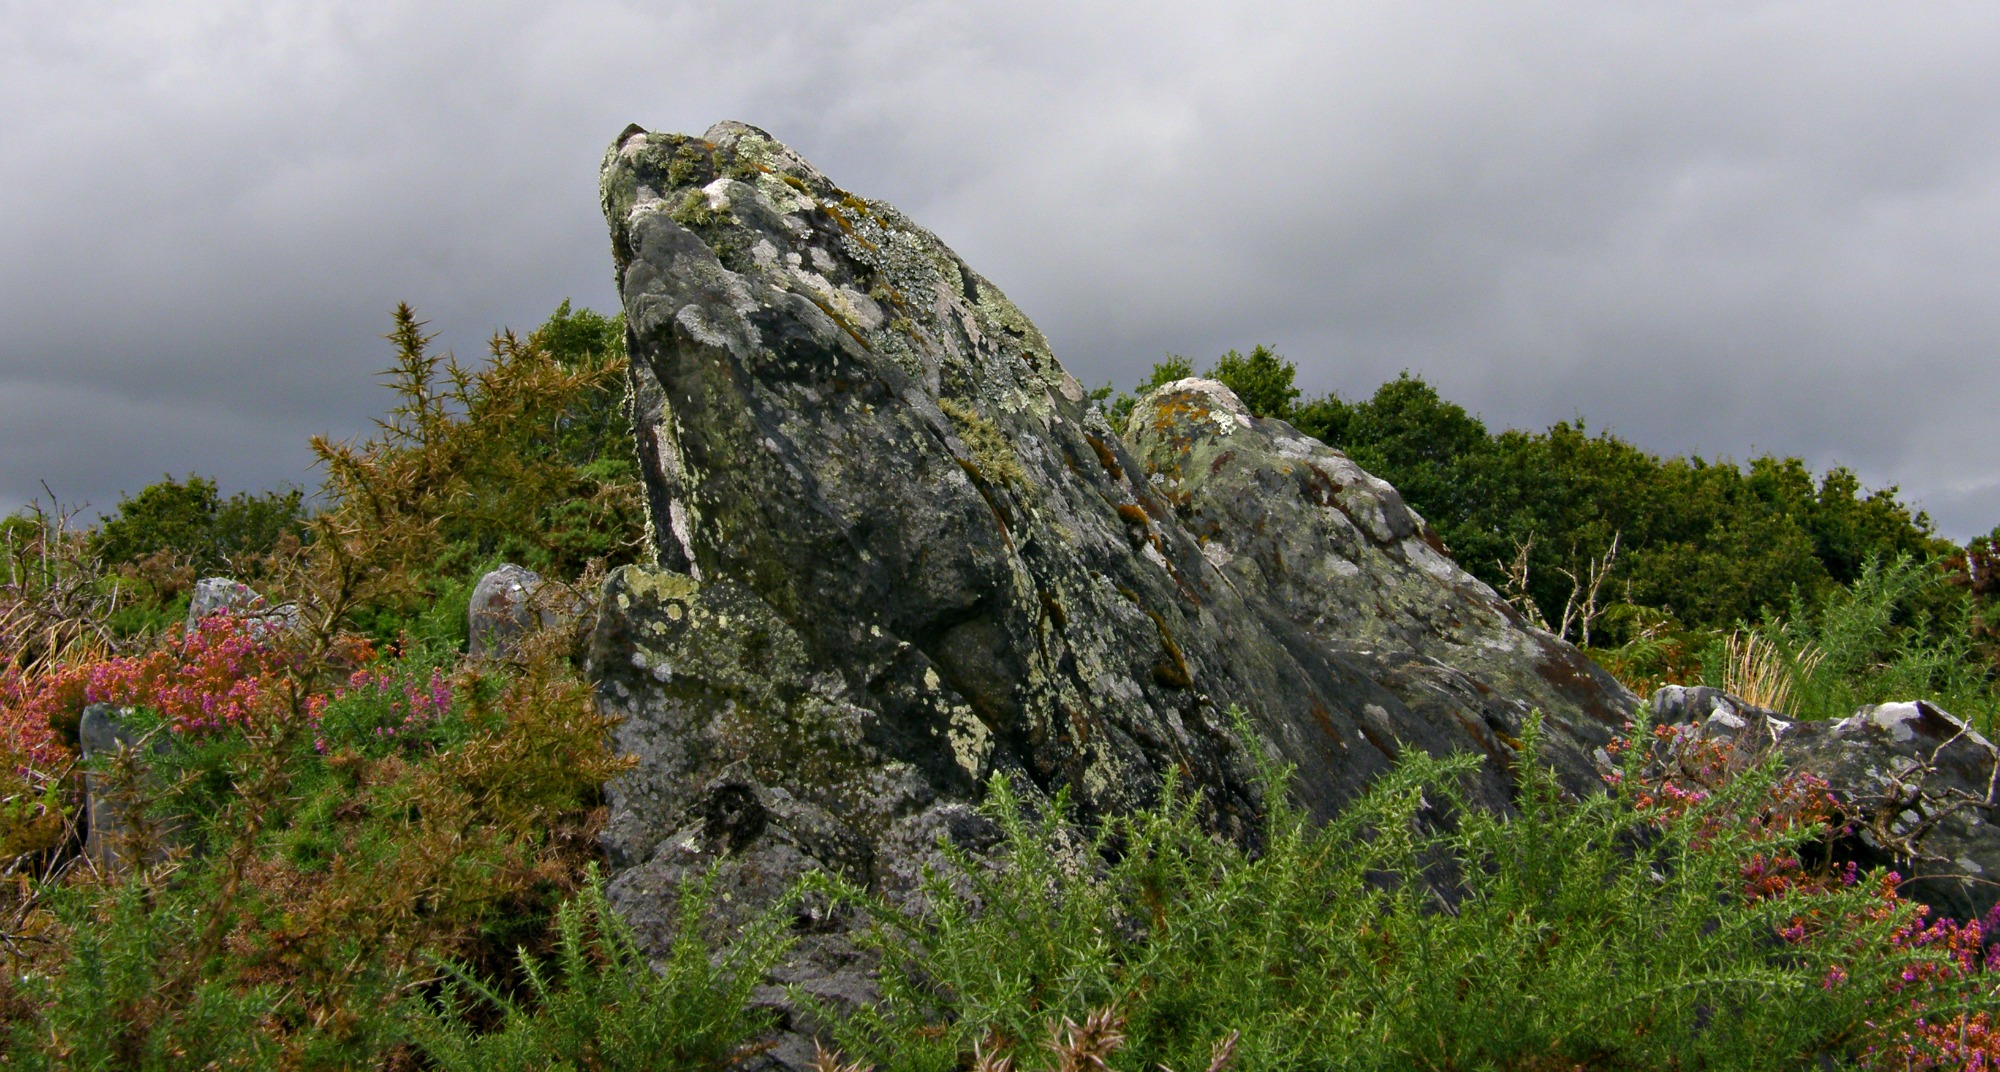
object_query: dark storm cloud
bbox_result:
[3,2,1997,537]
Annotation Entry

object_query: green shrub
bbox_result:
[6,881,277,1070]
[409,866,785,1071]
[307,303,644,643]
[806,717,1962,1071]
[1723,554,1998,729]
[91,475,306,577]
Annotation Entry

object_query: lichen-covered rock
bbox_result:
[185,577,298,634]
[1124,378,1636,790]
[78,704,170,871]
[468,563,554,660]
[593,120,1638,1058]
[1654,685,2000,921]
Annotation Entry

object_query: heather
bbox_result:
[1,301,1999,1067]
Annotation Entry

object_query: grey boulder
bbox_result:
[1654,685,2000,921]
[184,577,299,635]
[468,563,557,660]
[78,704,171,871]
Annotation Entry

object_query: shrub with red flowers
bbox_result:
[309,661,457,755]
[1617,717,2000,1070]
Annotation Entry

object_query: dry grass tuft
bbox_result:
[1722,630,1825,715]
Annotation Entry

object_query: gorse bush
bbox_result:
[802,718,1985,1072]
[308,302,642,640]
[409,865,786,1071]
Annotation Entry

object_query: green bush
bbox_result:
[410,866,785,1071]
[1737,554,1996,728]
[806,717,1959,1071]
[7,881,278,1069]
[91,475,305,576]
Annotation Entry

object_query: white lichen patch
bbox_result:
[1323,554,1362,578]
[700,176,736,212]
[946,706,993,778]
[1865,702,1925,743]
[1402,539,1467,583]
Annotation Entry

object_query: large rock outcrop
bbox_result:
[590,121,1638,1048]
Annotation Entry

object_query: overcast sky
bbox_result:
[4,2,1997,541]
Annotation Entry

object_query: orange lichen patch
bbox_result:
[1065,703,1093,745]
[1085,434,1124,480]
[1145,609,1194,690]
[816,200,879,252]
[1113,501,1175,562]
[1448,710,1500,753]
[802,294,870,349]
[1038,586,1068,630]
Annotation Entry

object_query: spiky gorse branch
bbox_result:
[306,303,643,617]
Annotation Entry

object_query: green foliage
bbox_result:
[1741,554,1996,727]
[409,867,784,1071]
[805,718,1953,1071]
[7,881,277,1069]
[1207,344,1299,422]
[309,301,644,641]
[90,475,306,575]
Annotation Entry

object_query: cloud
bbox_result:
[2,1,1996,537]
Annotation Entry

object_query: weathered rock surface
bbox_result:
[468,563,554,660]
[591,120,1638,1054]
[1654,685,2000,921]
[78,703,170,871]
[185,577,299,635]
[1124,378,1634,792]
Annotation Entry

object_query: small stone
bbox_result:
[468,563,555,660]
[184,577,300,635]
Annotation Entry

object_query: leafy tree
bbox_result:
[1209,344,1300,421]
[91,475,221,568]
[91,475,305,576]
